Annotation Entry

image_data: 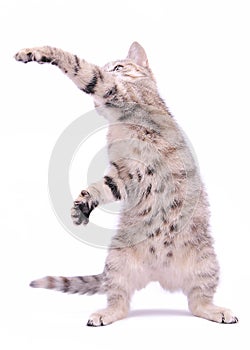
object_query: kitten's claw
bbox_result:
[71,190,98,226]
[87,314,107,327]
[221,313,239,324]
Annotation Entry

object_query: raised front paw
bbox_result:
[14,47,54,64]
[71,190,98,226]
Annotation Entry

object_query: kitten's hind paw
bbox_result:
[71,190,98,226]
[221,313,239,324]
[189,302,239,324]
[87,307,127,326]
[86,316,105,327]
[86,313,113,327]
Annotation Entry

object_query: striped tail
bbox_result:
[30,274,105,295]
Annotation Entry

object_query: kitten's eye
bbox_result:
[113,65,124,72]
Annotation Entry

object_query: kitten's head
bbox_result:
[98,42,165,115]
[103,41,154,82]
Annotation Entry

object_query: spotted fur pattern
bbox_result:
[15,42,238,326]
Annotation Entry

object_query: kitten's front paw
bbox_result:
[14,47,53,64]
[71,190,98,226]
[15,49,35,63]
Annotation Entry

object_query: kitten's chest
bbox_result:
[107,123,161,159]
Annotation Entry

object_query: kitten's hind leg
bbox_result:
[86,267,131,326]
[86,247,143,326]
[87,292,130,327]
[183,231,238,324]
[187,288,238,324]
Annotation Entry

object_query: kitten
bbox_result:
[15,42,238,326]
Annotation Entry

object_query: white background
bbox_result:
[1,0,249,349]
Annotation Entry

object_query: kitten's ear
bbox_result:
[127,42,149,68]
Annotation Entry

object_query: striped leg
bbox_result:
[15,46,108,95]
[71,169,126,226]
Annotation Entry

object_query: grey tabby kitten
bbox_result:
[15,42,238,326]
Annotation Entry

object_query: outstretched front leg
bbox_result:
[15,46,108,95]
